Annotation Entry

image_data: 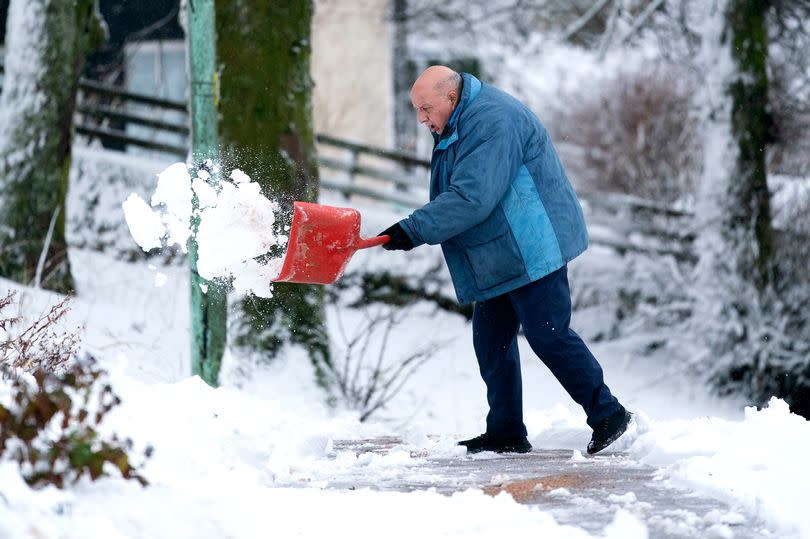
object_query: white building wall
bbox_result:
[312,0,392,149]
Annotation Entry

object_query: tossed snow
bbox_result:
[191,177,217,209]
[121,193,164,251]
[230,169,250,184]
[194,177,282,287]
[151,162,193,250]
[122,164,285,297]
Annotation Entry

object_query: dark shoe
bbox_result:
[458,433,532,454]
[587,406,633,455]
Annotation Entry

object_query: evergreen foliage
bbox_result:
[0,362,150,489]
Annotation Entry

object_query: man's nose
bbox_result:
[417,110,428,124]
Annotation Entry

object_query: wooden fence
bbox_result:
[0,62,695,260]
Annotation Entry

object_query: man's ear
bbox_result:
[449,90,458,105]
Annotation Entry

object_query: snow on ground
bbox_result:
[2,166,809,538]
[623,398,810,537]
[1,272,645,538]
[0,369,640,539]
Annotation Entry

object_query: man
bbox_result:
[378,66,632,455]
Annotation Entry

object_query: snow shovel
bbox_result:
[273,201,390,285]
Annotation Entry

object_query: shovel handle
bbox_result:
[357,235,390,250]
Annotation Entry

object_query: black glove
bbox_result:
[378,222,414,251]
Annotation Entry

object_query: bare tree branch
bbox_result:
[561,0,613,41]
[326,302,446,422]
[597,0,622,59]
[619,0,666,45]
[33,206,61,289]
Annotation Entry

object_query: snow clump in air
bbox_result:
[122,161,287,298]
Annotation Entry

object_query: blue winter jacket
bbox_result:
[399,73,589,304]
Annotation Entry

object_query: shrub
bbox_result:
[0,292,78,372]
[0,291,150,488]
[549,64,701,203]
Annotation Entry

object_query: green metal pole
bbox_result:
[188,0,226,386]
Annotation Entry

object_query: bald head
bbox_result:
[412,66,461,97]
[410,66,462,135]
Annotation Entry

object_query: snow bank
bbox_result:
[122,162,286,297]
[627,398,810,538]
[6,359,804,538]
[525,398,810,537]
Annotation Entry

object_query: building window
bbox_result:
[124,40,187,160]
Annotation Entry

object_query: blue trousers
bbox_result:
[472,265,621,437]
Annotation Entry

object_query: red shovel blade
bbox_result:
[273,201,389,284]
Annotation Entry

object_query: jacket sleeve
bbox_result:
[400,119,523,246]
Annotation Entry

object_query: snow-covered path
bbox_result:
[322,437,773,539]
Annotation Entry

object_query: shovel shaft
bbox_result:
[357,235,389,250]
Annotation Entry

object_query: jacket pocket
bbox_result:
[463,230,525,290]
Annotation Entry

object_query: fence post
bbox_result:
[344,147,359,200]
[188,0,226,387]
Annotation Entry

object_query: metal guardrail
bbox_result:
[76,125,188,156]
[79,78,188,111]
[77,104,190,134]
[0,61,694,259]
[316,133,430,169]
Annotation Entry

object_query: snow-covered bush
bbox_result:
[550,64,700,203]
[700,279,810,417]
[707,189,810,418]
[69,147,182,263]
[0,292,150,488]
[767,2,810,178]
[768,58,810,178]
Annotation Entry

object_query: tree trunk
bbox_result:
[694,0,777,391]
[697,0,774,290]
[726,0,775,289]
[215,0,331,386]
[0,0,106,293]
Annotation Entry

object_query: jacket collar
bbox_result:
[434,73,482,151]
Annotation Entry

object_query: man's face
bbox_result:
[410,86,457,135]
